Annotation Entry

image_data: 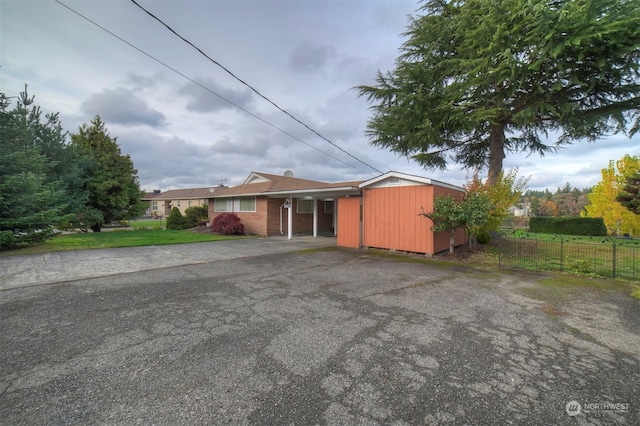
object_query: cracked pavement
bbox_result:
[1,245,638,424]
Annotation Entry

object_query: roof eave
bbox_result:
[208,186,361,199]
[359,171,463,191]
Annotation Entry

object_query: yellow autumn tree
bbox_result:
[583,155,640,236]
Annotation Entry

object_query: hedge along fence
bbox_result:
[528,217,607,236]
[499,233,639,281]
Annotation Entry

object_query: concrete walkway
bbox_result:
[0,236,336,290]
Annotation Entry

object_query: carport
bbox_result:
[207,172,362,239]
[265,187,362,240]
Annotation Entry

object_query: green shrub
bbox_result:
[476,228,491,244]
[529,217,607,236]
[166,207,188,230]
[184,205,208,228]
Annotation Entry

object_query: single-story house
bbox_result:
[142,186,226,217]
[208,171,466,256]
[207,172,361,237]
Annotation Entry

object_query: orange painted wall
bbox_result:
[362,186,433,254]
[361,185,465,255]
[337,197,361,248]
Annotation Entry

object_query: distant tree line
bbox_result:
[521,154,640,235]
[523,184,591,218]
[0,88,144,250]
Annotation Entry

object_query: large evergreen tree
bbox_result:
[358,0,640,185]
[70,116,144,232]
[0,90,71,249]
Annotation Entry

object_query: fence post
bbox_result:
[560,237,564,272]
[612,239,617,279]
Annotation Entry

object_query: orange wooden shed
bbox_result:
[337,171,465,255]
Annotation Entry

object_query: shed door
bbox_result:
[337,197,361,249]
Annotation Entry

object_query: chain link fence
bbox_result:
[498,233,640,281]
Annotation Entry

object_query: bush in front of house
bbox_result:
[211,213,245,235]
[166,207,189,230]
[184,205,208,228]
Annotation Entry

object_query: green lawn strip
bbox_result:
[508,230,640,246]
[502,231,639,281]
[130,220,165,228]
[2,230,250,255]
[107,219,166,229]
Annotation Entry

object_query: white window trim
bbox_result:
[234,197,256,212]
[324,200,334,214]
[214,198,233,212]
[297,199,313,214]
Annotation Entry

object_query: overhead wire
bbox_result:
[54,0,376,175]
[129,0,382,174]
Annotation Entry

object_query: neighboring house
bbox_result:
[509,202,531,217]
[142,186,225,217]
[208,171,466,256]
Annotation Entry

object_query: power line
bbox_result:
[129,0,382,174]
[54,0,375,175]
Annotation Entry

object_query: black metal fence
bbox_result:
[498,234,640,281]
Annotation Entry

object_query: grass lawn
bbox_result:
[131,219,165,228]
[3,229,250,256]
[110,219,166,229]
[507,230,640,245]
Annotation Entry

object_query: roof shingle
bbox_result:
[209,172,363,197]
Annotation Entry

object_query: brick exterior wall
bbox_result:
[209,196,334,236]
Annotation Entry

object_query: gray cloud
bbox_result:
[81,87,166,127]
[181,78,253,113]
[124,72,158,91]
[117,131,228,190]
[209,136,270,157]
[289,42,337,72]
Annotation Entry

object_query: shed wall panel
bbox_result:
[337,197,361,248]
[363,186,432,254]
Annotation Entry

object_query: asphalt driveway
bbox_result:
[0,240,638,424]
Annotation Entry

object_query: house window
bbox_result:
[297,199,314,213]
[188,200,193,207]
[214,198,232,212]
[324,200,334,214]
[152,201,158,211]
[177,201,181,207]
[234,197,256,212]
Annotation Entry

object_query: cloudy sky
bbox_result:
[2,0,638,191]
